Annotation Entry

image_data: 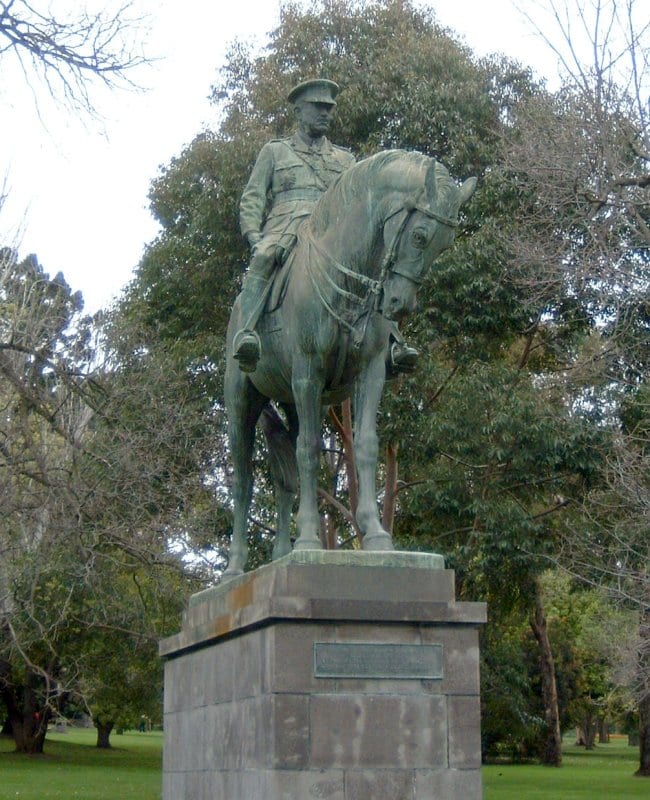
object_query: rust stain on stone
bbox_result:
[228,579,254,612]
[208,614,233,638]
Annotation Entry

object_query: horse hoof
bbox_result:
[221,566,244,582]
[362,532,394,551]
[293,537,323,551]
[272,545,292,561]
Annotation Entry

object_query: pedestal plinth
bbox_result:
[160,551,486,799]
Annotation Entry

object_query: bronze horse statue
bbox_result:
[224,150,476,577]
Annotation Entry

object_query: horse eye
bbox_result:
[411,229,428,249]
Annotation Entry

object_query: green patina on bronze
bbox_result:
[224,80,476,577]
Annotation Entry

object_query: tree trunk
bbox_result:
[381,442,399,534]
[598,717,609,744]
[11,713,49,754]
[638,695,650,776]
[530,589,563,766]
[1,671,51,754]
[341,399,358,520]
[95,720,114,749]
[636,611,650,777]
[580,708,597,750]
[327,400,360,544]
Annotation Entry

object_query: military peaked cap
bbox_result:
[287,78,340,105]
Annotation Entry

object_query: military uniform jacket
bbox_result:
[240,132,355,245]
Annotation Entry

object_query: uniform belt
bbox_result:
[274,188,323,203]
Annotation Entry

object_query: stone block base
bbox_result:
[160,551,486,799]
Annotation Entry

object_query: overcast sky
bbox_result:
[1,0,566,314]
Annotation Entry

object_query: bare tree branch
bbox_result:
[0,1,151,116]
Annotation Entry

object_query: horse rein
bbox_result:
[305,198,459,342]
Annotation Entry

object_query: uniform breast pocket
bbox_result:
[323,161,347,184]
[273,165,301,192]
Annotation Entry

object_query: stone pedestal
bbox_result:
[160,551,486,799]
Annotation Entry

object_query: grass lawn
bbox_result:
[0,728,162,800]
[484,736,647,800]
[1,728,647,799]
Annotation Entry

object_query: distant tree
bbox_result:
[79,563,189,748]
[500,0,649,774]
[0,247,92,753]
[0,249,211,753]
[538,573,632,752]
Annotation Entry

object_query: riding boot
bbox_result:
[233,273,270,372]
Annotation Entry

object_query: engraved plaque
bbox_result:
[313,643,443,680]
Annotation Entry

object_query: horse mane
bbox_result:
[308,150,457,236]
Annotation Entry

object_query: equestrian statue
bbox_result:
[224,79,476,577]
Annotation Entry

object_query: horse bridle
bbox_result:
[305,198,459,341]
[379,201,459,288]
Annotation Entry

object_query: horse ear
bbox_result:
[459,177,477,206]
[425,159,437,199]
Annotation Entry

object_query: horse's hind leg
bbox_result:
[224,365,266,578]
[260,403,298,560]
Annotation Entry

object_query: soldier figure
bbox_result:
[233,78,418,374]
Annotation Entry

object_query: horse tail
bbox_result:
[260,404,298,495]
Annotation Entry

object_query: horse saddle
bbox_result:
[265,247,296,315]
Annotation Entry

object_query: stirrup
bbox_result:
[390,341,419,373]
[233,330,261,372]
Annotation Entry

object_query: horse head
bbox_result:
[380,158,477,321]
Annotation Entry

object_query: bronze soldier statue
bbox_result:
[233,78,419,374]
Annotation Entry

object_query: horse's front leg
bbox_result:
[292,355,325,550]
[354,353,394,551]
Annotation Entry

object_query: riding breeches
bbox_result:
[245,242,277,283]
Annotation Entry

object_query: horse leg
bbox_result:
[224,365,266,577]
[354,354,395,551]
[260,403,298,561]
[292,356,325,550]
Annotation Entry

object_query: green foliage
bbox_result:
[80,566,184,737]
[481,611,545,761]
[480,571,637,760]
[134,133,251,354]
[0,250,213,753]
[388,358,605,607]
